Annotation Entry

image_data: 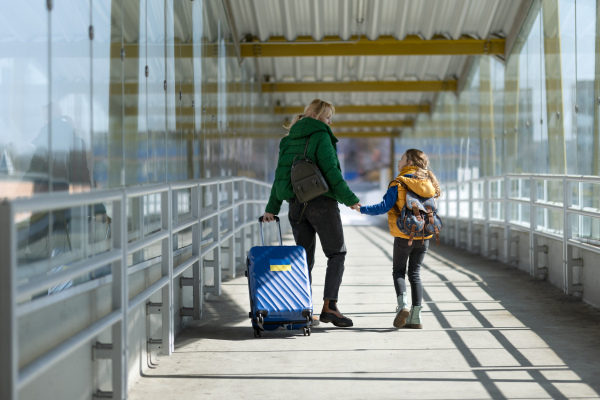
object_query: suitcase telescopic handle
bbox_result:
[258,216,283,246]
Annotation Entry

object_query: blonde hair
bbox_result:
[283,99,335,130]
[404,149,443,198]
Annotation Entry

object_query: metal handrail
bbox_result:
[0,176,279,399]
[439,173,600,296]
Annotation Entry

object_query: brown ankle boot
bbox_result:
[319,300,353,327]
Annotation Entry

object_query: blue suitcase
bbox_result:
[245,216,313,337]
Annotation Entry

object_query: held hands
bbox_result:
[262,212,276,222]
[350,203,361,212]
[263,204,360,221]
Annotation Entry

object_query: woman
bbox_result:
[358,149,442,328]
[262,99,360,327]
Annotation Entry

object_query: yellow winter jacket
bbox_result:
[388,166,437,239]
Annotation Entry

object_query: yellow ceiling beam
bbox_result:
[331,120,413,128]
[118,81,455,93]
[263,80,457,93]
[241,35,505,57]
[110,36,504,59]
[334,131,401,138]
[275,104,430,114]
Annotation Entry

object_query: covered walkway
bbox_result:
[129,224,600,400]
[3,1,600,399]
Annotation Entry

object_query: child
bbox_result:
[358,149,442,329]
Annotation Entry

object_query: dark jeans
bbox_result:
[288,196,346,301]
[393,237,429,306]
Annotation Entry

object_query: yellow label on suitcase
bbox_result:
[270,259,291,271]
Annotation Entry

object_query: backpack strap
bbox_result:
[389,178,408,190]
[391,179,413,215]
[408,225,416,246]
[302,136,310,158]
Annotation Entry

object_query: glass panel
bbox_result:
[472,201,484,220]
[459,201,470,218]
[92,2,112,190]
[166,0,179,181]
[175,226,193,257]
[537,179,564,204]
[192,0,203,179]
[572,182,600,211]
[0,4,48,200]
[448,201,457,218]
[575,0,596,176]
[472,181,483,200]
[492,58,505,176]
[174,189,192,220]
[510,178,530,199]
[147,0,166,183]
[447,187,457,201]
[51,0,92,194]
[144,193,162,233]
[560,0,577,175]
[572,215,600,242]
[510,178,520,198]
[490,180,503,199]
[509,203,530,227]
[536,206,564,234]
[489,201,504,221]
[438,201,447,217]
[459,183,469,201]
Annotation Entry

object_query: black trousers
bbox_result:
[392,237,429,306]
[288,196,346,301]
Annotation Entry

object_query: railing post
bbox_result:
[454,183,460,248]
[483,178,490,257]
[250,182,257,248]
[530,176,537,277]
[444,183,450,244]
[192,185,203,319]
[563,176,570,294]
[468,181,473,252]
[110,192,128,399]
[227,181,235,278]
[212,182,222,295]
[503,175,511,264]
[236,180,247,272]
[0,200,17,400]
[161,189,174,355]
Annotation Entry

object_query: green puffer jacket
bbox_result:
[265,117,359,215]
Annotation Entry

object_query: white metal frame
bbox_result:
[440,173,600,294]
[0,176,281,400]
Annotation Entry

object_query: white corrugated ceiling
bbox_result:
[227,0,526,133]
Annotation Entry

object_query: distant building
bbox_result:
[0,149,14,175]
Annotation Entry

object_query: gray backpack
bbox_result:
[290,136,329,203]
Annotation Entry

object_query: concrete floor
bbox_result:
[129,224,600,400]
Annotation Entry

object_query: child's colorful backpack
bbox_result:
[396,184,442,246]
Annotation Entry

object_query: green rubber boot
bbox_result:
[393,293,410,328]
[406,305,423,329]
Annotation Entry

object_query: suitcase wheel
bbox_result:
[253,327,261,338]
[303,327,310,336]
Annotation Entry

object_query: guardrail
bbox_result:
[0,176,284,400]
[439,173,600,295]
